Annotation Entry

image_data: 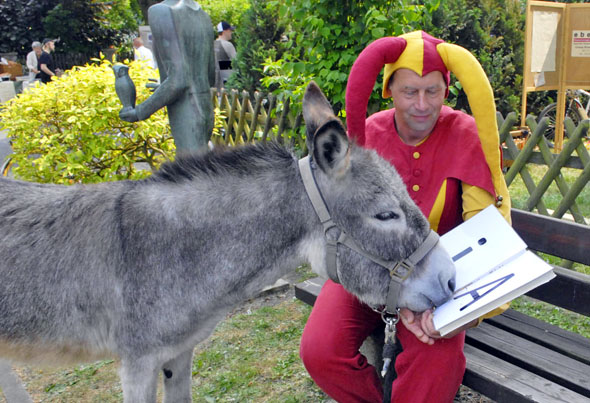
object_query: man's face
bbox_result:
[46,41,55,51]
[34,47,42,56]
[389,69,446,144]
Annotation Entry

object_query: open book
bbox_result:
[433,205,556,336]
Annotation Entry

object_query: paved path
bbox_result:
[0,129,10,166]
[0,360,32,403]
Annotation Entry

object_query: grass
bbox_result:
[509,164,590,219]
[191,301,327,402]
[510,296,590,338]
[8,299,326,402]
[11,360,123,402]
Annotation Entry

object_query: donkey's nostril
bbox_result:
[448,278,456,292]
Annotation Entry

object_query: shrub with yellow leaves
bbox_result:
[0,59,175,184]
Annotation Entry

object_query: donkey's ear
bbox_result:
[303,81,336,140]
[312,120,350,176]
[302,81,350,175]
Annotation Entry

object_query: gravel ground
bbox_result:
[241,274,494,403]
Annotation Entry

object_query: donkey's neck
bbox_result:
[128,147,322,306]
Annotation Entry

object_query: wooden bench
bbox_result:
[295,208,590,402]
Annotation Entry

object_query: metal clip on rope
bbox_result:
[381,309,400,377]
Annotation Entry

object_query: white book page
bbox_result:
[440,205,527,291]
[433,251,555,335]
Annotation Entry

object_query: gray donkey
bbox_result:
[0,82,455,402]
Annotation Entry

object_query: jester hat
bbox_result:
[345,30,508,208]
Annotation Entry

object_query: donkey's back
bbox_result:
[0,143,305,365]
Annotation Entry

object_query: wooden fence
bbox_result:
[212,88,590,228]
[211,88,307,156]
[500,112,589,225]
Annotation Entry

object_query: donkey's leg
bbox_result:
[162,348,194,403]
[119,356,159,403]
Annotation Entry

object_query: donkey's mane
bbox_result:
[149,141,296,183]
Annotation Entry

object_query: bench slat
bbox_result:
[486,309,590,365]
[294,277,325,306]
[525,266,590,316]
[466,323,590,398]
[463,344,588,403]
[512,209,590,266]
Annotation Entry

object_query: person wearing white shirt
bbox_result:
[133,37,156,69]
[26,42,42,82]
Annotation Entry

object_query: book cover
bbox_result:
[433,206,556,336]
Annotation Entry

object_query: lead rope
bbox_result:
[381,311,400,403]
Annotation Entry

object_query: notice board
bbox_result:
[521,1,590,151]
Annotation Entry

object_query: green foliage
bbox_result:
[261,0,441,116]
[0,0,139,58]
[199,0,250,31]
[427,0,525,116]
[0,59,175,184]
[43,0,138,55]
[225,0,286,94]
[0,0,57,56]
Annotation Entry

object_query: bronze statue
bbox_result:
[114,0,216,153]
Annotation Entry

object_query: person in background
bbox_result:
[133,37,156,69]
[38,38,62,84]
[299,31,511,403]
[26,42,42,82]
[214,21,236,89]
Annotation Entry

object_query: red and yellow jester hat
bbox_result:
[345,30,509,210]
[381,31,450,98]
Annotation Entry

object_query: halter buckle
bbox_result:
[390,260,412,281]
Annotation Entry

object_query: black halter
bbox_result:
[298,156,440,314]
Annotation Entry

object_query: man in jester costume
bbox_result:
[300,31,511,402]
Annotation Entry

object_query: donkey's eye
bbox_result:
[375,211,399,221]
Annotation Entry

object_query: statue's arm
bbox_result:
[135,5,188,121]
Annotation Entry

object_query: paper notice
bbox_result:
[572,30,590,57]
[534,72,546,87]
[531,11,559,72]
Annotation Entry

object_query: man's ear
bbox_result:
[302,81,350,176]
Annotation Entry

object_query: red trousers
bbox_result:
[300,280,466,403]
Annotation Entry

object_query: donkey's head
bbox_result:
[301,82,456,312]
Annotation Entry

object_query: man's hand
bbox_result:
[400,308,436,345]
[119,107,139,122]
[400,308,478,344]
